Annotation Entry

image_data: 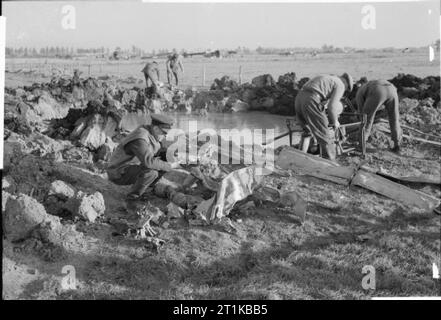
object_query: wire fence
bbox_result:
[5,59,274,89]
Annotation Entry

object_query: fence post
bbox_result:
[202,65,206,87]
[239,65,242,84]
[88,64,91,76]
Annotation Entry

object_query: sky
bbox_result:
[2,0,440,50]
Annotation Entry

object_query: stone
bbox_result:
[231,100,249,112]
[33,92,69,120]
[4,194,48,241]
[64,191,105,223]
[166,202,184,219]
[251,74,275,88]
[96,138,117,161]
[48,180,76,200]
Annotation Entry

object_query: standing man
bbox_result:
[356,79,401,153]
[107,114,180,203]
[166,53,184,87]
[295,73,353,160]
[141,61,160,94]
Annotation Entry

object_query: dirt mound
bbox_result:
[388,73,440,103]
[210,76,239,92]
[277,72,297,89]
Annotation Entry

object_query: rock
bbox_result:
[48,180,76,200]
[4,194,48,241]
[278,72,297,89]
[252,74,275,88]
[64,191,105,223]
[14,88,26,97]
[96,138,117,161]
[210,76,239,91]
[147,99,163,114]
[2,177,12,190]
[62,146,94,163]
[231,100,249,112]
[2,191,13,213]
[33,92,69,120]
[167,202,184,218]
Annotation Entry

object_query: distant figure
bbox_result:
[72,69,82,87]
[141,61,160,94]
[166,53,184,87]
[356,80,401,153]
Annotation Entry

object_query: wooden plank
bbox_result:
[276,147,354,183]
[378,119,441,141]
[377,126,441,146]
[377,172,441,186]
[351,170,440,212]
[277,147,340,170]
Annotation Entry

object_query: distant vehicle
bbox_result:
[183,49,221,58]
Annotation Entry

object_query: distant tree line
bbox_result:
[6,42,436,59]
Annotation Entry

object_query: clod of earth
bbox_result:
[4,194,49,241]
[64,191,105,223]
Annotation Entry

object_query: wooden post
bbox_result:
[88,64,91,76]
[202,65,206,87]
[239,65,242,84]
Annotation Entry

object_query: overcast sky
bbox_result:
[2,1,440,50]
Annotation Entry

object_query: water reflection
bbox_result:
[120,111,301,147]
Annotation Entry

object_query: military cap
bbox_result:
[150,114,174,132]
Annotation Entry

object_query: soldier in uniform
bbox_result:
[356,79,401,153]
[107,114,180,203]
[295,73,353,160]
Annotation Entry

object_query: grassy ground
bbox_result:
[3,140,440,299]
[2,64,440,299]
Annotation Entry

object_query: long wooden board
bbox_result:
[351,170,440,212]
[276,147,354,185]
[276,147,440,212]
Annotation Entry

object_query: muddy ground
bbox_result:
[2,72,441,300]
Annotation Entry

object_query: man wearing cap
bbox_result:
[107,114,180,202]
[356,79,401,153]
[166,53,184,87]
[141,61,160,94]
[295,73,353,160]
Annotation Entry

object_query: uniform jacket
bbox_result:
[107,126,171,180]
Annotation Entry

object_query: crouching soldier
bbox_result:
[295,73,353,160]
[107,114,180,205]
[356,79,402,153]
